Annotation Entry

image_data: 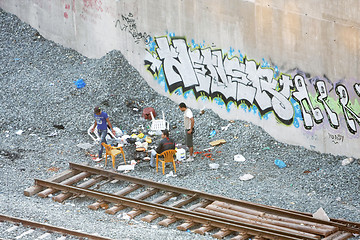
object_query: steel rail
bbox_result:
[0,214,113,240]
[68,162,360,234]
[34,178,315,240]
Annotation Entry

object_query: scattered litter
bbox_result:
[142,107,156,120]
[145,136,152,143]
[120,213,131,220]
[74,78,86,89]
[53,124,65,129]
[234,154,246,162]
[76,143,93,150]
[209,163,219,169]
[113,127,123,137]
[176,148,186,161]
[263,147,270,150]
[221,123,231,131]
[341,157,354,166]
[135,141,148,151]
[274,159,286,168]
[209,130,216,138]
[151,225,158,229]
[239,174,254,181]
[143,157,150,161]
[48,131,58,137]
[169,197,177,201]
[166,171,177,178]
[117,160,137,171]
[15,130,23,135]
[47,167,60,172]
[5,225,18,232]
[313,207,330,221]
[110,179,119,184]
[203,147,214,151]
[209,139,226,146]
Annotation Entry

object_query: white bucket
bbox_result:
[176,148,186,161]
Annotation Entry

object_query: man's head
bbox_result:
[179,102,187,112]
[94,106,101,115]
[161,129,169,138]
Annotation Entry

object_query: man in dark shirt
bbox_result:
[149,129,175,168]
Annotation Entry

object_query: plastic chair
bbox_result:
[156,149,177,175]
[101,143,126,169]
[150,111,169,131]
[87,124,116,142]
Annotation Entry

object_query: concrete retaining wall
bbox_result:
[1,0,360,158]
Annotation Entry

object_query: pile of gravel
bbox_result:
[0,8,359,240]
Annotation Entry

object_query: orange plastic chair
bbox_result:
[156,149,177,175]
[101,143,126,169]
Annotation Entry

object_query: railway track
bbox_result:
[0,214,112,240]
[24,162,360,240]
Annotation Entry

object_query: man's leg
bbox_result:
[98,129,107,158]
[189,146,193,158]
[185,130,194,161]
[149,149,157,168]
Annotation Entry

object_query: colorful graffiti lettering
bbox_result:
[144,35,360,135]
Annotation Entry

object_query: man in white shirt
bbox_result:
[179,102,195,161]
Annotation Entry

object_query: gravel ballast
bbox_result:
[0,8,359,240]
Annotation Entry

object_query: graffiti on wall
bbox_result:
[115,13,151,44]
[144,34,360,136]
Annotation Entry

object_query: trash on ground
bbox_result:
[209,139,226,146]
[135,141,148,151]
[166,171,177,178]
[274,159,287,168]
[120,212,131,220]
[239,174,254,181]
[209,163,219,169]
[74,78,86,89]
[313,207,330,221]
[203,147,214,151]
[145,136,152,143]
[117,160,137,171]
[48,131,58,137]
[142,107,156,120]
[15,130,23,135]
[221,123,231,131]
[234,154,246,162]
[263,147,270,150]
[341,157,354,166]
[113,127,123,137]
[176,148,186,161]
[209,129,216,138]
[76,142,93,150]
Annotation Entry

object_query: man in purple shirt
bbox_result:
[91,106,116,162]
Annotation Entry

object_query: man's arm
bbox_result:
[106,117,116,135]
[91,120,97,132]
[188,117,194,134]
